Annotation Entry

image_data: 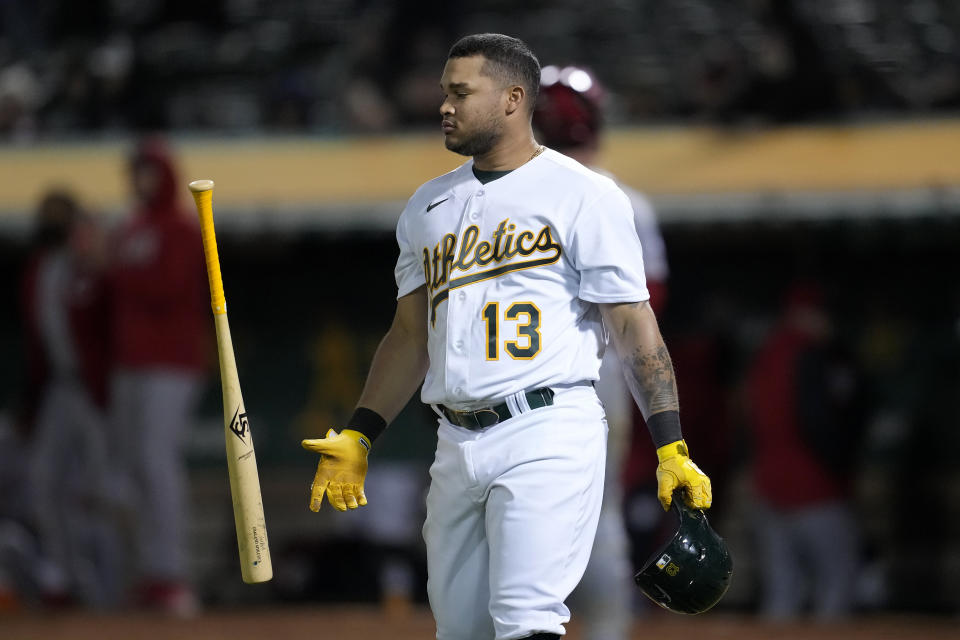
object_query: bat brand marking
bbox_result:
[253,526,263,562]
[230,407,249,443]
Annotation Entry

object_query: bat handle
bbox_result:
[189,180,227,315]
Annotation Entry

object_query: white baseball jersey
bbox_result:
[591,167,668,286]
[622,182,668,284]
[394,148,649,409]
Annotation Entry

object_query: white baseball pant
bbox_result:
[423,384,607,640]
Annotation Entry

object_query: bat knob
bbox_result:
[189,179,215,193]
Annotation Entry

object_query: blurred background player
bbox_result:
[18,189,117,607]
[744,282,866,620]
[533,65,669,640]
[107,138,209,615]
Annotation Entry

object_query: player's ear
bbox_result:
[504,84,524,115]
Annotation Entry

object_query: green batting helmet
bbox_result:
[634,491,733,614]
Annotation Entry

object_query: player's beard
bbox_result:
[445,116,504,157]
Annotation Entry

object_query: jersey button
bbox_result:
[455,340,464,350]
[470,212,480,220]
[476,190,485,197]
[454,387,464,396]
[458,291,466,301]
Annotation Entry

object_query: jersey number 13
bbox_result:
[482,301,542,360]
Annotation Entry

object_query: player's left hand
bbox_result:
[655,439,712,511]
[301,428,370,512]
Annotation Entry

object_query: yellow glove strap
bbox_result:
[340,429,372,454]
[656,439,690,463]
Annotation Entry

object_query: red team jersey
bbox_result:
[109,144,208,373]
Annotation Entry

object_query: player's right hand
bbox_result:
[301,428,371,512]
[655,439,712,511]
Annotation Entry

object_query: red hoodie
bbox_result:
[109,139,209,372]
[746,324,845,508]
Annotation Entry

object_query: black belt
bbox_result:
[439,387,555,430]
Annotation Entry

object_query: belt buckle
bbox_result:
[472,408,500,428]
[447,406,500,429]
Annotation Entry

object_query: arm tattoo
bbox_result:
[624,342,679,418]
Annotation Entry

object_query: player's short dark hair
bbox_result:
[448,34,540,113]
[33,189,81,248]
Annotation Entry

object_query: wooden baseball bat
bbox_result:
[188,179,272,584]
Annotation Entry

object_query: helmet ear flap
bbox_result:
[634,489,733,614]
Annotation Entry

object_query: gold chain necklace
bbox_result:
[528,145,545,163]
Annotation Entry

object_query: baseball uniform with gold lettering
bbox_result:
[394,147,648,640]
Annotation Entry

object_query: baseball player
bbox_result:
[107,138,208,614]
[19,190,117,607]
[533,65,668,640]
[303,34,712,640]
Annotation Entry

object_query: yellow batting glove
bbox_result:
[301,428,370,512]
[655,439,712,511]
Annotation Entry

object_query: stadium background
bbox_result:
[1,0,959,637]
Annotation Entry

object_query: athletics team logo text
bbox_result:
[422,218,562,324]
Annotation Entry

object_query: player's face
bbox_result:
[131,161,161,205]
[439,55,507,157]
